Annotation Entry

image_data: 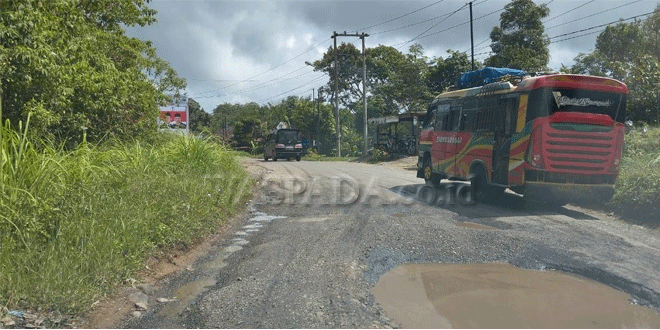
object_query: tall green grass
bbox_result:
[611,126,660,215]
[0,118,251,314]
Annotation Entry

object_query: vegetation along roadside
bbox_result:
[609,126,660,226]
[0,118,251,326]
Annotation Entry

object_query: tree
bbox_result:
[485,0,550,71]
[370,44,433,114]
[568,22,644,81]
[563,52,609,77]
[309,42,364,109]
[628,55,660,124]
[0,0,185,146]
[232,118,267,152]
[427,50,474,94]
[567,10,660,123]
[187,98,210,133]
[309,43,432,114]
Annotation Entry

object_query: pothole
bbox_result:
[296,216,329,223]
[456,221,497,230]
[372,263,660,328]
[158,212,286,319]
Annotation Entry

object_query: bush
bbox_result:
[370,148,391,163]
[610,126,660,213]
[0,118,251,315]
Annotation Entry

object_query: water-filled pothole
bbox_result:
[456,221,497,230]
[372,263,660,328]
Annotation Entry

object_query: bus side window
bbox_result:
[491,108,501,132]
[460,111,476,131]
[476,109,487,131]
[505,98,518,136]
[426,111,436,129]
[435,113,445,131]
[449,109,461,132]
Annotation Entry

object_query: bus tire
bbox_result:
[471,166,489,202]
[423,156,440,188]
[296,155,301,161]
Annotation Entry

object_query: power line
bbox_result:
[543,0,594,23]
[392,3,472,50]
[465,0,562,54]
[546,0,643,30]
[195,66,318,99]
[371,11,456,36]
[355,0,447,31]
[409,4,469,46]
[474,11,660,65]
[548,10,660,41]
[260,75,328,104]
[191,37,332,97]
[371,0,493,36]
[551,29,602,44]
[409,6,504,43]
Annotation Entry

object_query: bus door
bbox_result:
[446,105,463,177]
[492,96,518,185]
[432,105,450,173]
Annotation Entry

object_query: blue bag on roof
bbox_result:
[456,67,526,89]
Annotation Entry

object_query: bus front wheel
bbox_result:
[423,157,440,187]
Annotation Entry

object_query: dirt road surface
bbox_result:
[116,157,660,328]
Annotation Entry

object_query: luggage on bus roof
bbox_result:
[456,67,527,89]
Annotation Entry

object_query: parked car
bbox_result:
[264,128,303,161]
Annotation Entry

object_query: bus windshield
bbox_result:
[531,88,626,123]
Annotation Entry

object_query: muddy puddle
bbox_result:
[372,263,660,328]
[456,221,497,230]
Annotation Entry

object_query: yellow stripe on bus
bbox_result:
[517,94,528,133]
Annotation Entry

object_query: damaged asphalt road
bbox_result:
[119,158,660,328]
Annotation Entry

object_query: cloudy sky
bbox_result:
[126,0,659,113]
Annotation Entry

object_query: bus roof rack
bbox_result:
[455,67,527,90]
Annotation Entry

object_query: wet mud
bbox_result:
[456,221,497,230]
[372,263,660,328]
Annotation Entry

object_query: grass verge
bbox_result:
[610,126,660,225]
[0,118,251,322]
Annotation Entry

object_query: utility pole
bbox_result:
[333,32,341,157]
[360,33,369,157]
[470,2,475,70]
[312,88,316,147]
[332,31,369,157]
[316,89,321,149]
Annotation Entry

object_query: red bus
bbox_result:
[417,72,628,203]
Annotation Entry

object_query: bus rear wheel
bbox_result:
[471,167,489,202]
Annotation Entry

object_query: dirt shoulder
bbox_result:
[79,159,267,328]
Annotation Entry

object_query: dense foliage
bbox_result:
[610,126,660,219]
[217,44,472,156]
[0,0,185,146]
[484,0,550,71]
